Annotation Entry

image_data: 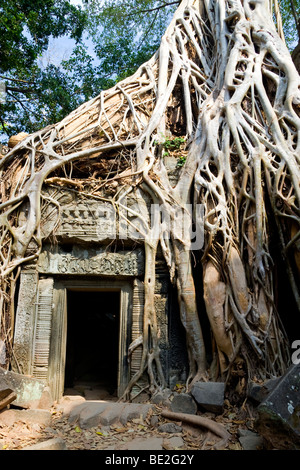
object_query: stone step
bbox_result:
[68,401,153,429]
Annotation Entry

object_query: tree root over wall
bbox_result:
[0,0,299,400]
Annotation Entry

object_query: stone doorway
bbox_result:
[49,279,132,402]
[12,272,141,402]
[64,290,120,401]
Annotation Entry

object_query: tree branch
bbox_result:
[127,1,180,17]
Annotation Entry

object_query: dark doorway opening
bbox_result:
[64,290,120,399]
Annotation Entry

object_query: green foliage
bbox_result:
[0,0,87,141]
[0,0,298,142]
[69,0,178,91]
[279,0,300,49]
[0,0,178,142]
[155,136,186,165]
[0,0,87,73]
[176,155,187,167]
[161,136,185,150]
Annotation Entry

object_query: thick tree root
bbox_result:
[161,409,231,448]
[0,0,299,395]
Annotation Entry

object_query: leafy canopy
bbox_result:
[0,0,299,143]
[0,0,87,141]
[279,0,300,49]
[0,0,179,142]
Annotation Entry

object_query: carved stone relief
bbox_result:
[37,245,144,277]
[40,187,150,244]
[31,278,54,381]
[12,271,39,376]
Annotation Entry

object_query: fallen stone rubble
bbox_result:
[255,363,300,450]
[0,364,299,450]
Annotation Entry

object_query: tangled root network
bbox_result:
[0,0,299,398]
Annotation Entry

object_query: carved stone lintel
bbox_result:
[37,246,144,277]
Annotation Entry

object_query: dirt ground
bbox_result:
[0,391,259,451]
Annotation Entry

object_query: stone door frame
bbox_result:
[49,278,133,401]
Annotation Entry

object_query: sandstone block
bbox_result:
[170,393,197,415]
[255,363,300,449]
[191,381,225,413]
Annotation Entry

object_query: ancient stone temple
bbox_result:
[11,182,189,402]
[1,0,299,408]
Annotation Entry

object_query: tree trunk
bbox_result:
[0,0,299,398]
[292,41,300,74]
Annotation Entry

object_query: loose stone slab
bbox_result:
[255,363,300,450]
[99,403,128,426]
[117,436,164,450]
[165,436,185,449]
[37,387,54,410]
[247,378,280,403]
[68,401,108,427]
[68,401,153,429]
[119,403,152,425]
[0,367,45,409]
[0,410,19,427]
[22,438,67,450]
[191,381,225,413]
[238,429,264,450]
[57,395,86,416]
[82,402,115,428]
[157,422,182,433]
[0,368,17,411]
[151,389,172,407]
[170,393,197,415]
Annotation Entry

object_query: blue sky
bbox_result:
[38,0,98,69]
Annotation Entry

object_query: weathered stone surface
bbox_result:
[57,395,86,416]
[191,381,225,413]
[119,403,152,425]
[8,132,29,149]
[22,438,67,451]
[0,340,6,367]
[11,271,39,377]
[0,410,18,427]
[255,363,300,450]
[150,415,159,427]
[38,245,144,277]
[99,403,128,426]
[0,367,45,409]
[165,436,185,449]
[151,389,172,407]
[80,404,109,429]
[117,436,164,450]
[157,422,182,433]
[0,409,51,427]
[238,429,264,450]
[37,387,54,410]
[17,409,51,426]
[170,393,197,415]
[41,188,151,245]
[131,391,150,404]
[68,401,153,429]
[247,378,280,403]
[69,402,107,427]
